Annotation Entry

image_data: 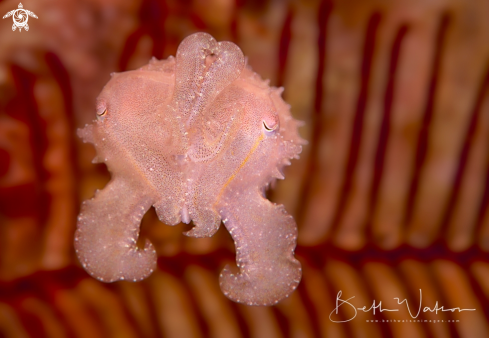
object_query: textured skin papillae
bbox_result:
[75,32,305,306]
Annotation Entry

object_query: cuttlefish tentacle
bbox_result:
[174,33,244,125]
[176,33,245,238]
[218,189,302,306]
[74,178,156,282]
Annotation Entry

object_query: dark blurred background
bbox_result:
[1,0,489,337]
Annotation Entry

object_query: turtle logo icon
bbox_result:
[3,3,38,32]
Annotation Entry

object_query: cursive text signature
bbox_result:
[329,290,476,323]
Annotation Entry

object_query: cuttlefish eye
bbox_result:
[263,114,279,133]
[96,107,107,119]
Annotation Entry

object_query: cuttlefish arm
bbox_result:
[218,188,302,306]
[74,177,157,282]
